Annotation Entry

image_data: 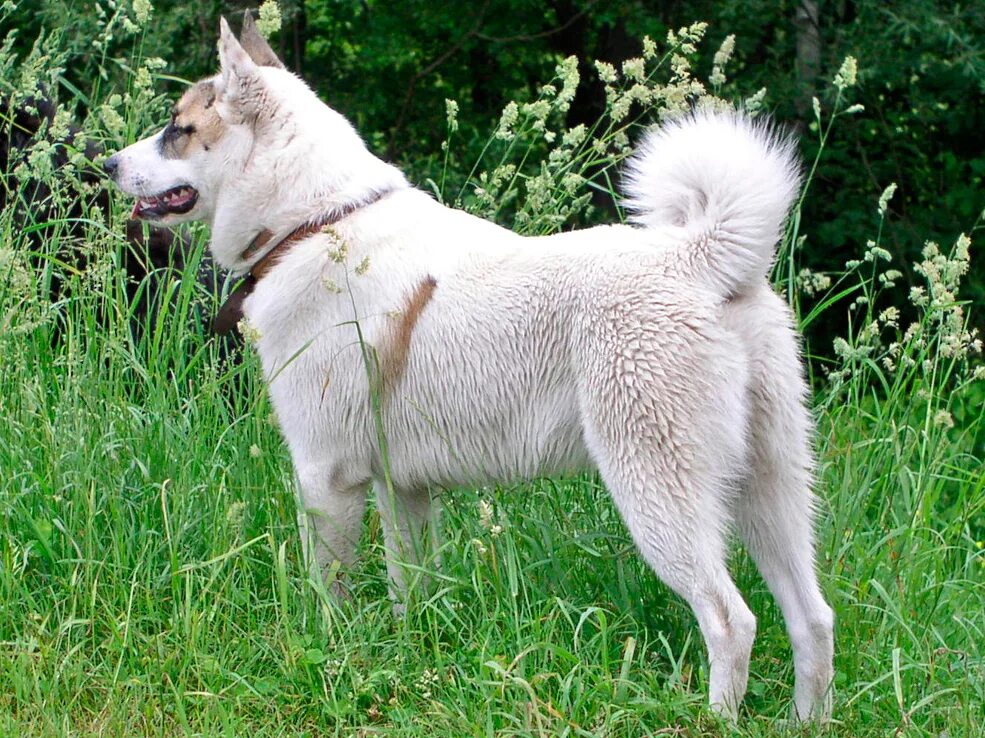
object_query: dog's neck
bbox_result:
[211,184,402,336]
[240,186,399,269]
[209,135,408,274]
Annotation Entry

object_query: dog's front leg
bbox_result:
[374,480,437,615]
[295,463,369,598]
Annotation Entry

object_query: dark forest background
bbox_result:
[4,1,984,337]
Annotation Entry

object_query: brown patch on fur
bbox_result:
[380,276,437,392]
[163,82,224,159]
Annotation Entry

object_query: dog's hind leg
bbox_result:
[726,289,835,720]
[374,480,437,615]
[579,325,756,717]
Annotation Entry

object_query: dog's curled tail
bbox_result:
[622,110,801,297]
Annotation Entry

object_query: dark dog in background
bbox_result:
[1,91,233,349]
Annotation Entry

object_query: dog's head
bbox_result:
[105,15,405,271]
[104,15,293,227]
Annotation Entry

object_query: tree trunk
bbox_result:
[794,0,821,132]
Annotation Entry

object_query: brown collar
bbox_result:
[213,188,396,336]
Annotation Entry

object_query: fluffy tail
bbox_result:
[622,110,801,297]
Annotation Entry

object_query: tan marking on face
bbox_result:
[163,81,224,158]
[380,276,438,393]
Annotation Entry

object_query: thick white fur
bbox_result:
[109,19,834,720]
[623,112,802,295]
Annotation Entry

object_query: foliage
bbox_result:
[0,1,983,735]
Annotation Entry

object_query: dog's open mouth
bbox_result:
[131,185,199,220]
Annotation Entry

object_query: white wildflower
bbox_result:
[797,268,831,297]
[713,34,735,68]
[478,499,494,531]
[444,99,459,132]
[864,240,892,262]
[323,227,348,263]
[100,94,126,136]
[594,60,617,85]
[834,56,858,90]
[496,101,519,140]
[134,65,153,92]
[522,100,550,133]
[622,57,645,82]
[256,0,282,38]
[743,87,767,117]
[669,54,691,80]
[561,172,584,193]
[879,306,900,328]
[237,318,262,343]
[860,321,881,341]
[954,232,971,262]
[556,56,579,110]
[879,269,903,287]
[877,182,897,216]
[610,94,632,122]
[562,124,586,149]
[132,0,152,25]
[849,295,869,310]
[709,34,735,87]
[642,36,657,60]
[415,668,440,701]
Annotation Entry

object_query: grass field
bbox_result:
[1,190,983,738]
[2,15,984,737]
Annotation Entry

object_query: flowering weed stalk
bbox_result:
[0,13,981,736]
[442,23,738,236]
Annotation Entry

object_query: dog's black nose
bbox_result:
[103,155,119,178]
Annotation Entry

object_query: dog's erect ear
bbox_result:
[218,16,258,91]
[217,17,268,124]
[240,12,285,69]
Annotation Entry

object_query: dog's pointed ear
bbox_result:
[240,12,286,69]
[217,17,267,122]
[218,16,258,89]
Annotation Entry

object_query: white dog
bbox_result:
[105,16,834,719]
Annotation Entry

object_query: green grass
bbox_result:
[0,213,982,737]
[2,14,984,735]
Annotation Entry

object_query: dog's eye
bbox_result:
[181,125,195,136]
